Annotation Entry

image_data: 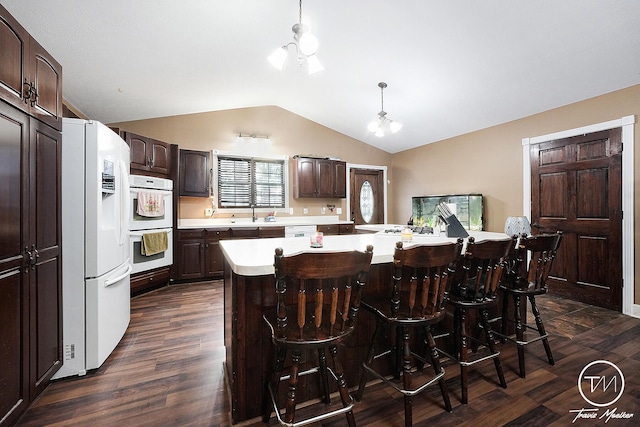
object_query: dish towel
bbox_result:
[137,191,165,217]
[141,231,169,256]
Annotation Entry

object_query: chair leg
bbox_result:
[401,327,413,427]
[318,348,331,404]
[356,319,382,401]
[481,309,506,389]
[425,325,452,412]
[328,345,356,427]
[513,294,526,378]
[283,350,302,424]
[263,346,287,424]
[458,308,469,404]
[529,295,554,366]
[500,291,509,343]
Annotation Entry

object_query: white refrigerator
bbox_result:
[54,118,132,379]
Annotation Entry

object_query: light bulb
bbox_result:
[298,32,319,56]
[389,121,402,133]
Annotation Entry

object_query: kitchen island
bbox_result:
[220,231,509,423]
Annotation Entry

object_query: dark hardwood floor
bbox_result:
[16,281,640,427]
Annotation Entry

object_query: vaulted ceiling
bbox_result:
[3,0,640,153]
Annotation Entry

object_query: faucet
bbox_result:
[251,205,257,222]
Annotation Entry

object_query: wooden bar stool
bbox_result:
[436,236,514,404]
[356,240,463,427]
[262,245,373,427]
[496,232,563,378]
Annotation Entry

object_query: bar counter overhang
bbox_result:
[220,231,509,423]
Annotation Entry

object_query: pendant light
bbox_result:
[268,0,323,74]
[368,82,402,137]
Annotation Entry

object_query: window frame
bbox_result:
[213,150,289,214]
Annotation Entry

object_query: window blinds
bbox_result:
[217,156,285,208]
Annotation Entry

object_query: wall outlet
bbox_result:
[336,208,342,215]
[205,208,213,217]
[303,208,308,215]
[321,207,326,214]
[289,207,294,215]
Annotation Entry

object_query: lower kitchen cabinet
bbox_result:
[317,223,354,235]
[176,228,230,280]
[130,267,171,296]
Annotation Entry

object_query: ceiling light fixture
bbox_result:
[368,82,402,137]
[268,0,323,75]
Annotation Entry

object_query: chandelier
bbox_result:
[268,0,323,74]
[368,82,402,137]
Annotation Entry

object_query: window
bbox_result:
[217,155,286,209]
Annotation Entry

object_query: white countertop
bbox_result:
[178,215,353,229]
[220,231,510,277]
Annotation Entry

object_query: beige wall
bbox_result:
[391,84,640,304]
[112,106,392,220]
[112,84,638,304]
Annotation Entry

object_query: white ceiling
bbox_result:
[3,0,640,153]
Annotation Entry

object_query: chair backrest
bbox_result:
[515,232,563,291]
[273,245,374,341]
[389,239,463,320]
[456,236,516,302]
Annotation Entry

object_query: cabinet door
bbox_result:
[0,103,30,427]
[205,229,230,277]
[149,139,170,175]
[0,6,30,113]
[316,159,335,198]
[177,240,205,280]
[295,157,317,198]
[179,149,210,197]
[334,161,346,198]
[29,39,62,131]
[28,120,63,396]
[125,133,151,173]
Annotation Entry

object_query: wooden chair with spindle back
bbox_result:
[437,236,515,404]
[262,244,374,427]
[496,232,563,378]
[355,239,463,427]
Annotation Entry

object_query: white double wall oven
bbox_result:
[129,174,174,274]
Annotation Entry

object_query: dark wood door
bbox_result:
[177,239,205,280]
[0,6,30,113]
[28,119,63,396]
[333,161,346,198]
[29,38,62,131]
[530,129,622,311]
[294,157,317,197]
[350,168,384,224]
[179,149,210,197]
[149,139,170,175]
[315,158,335,198]
[0,103,30,427]
[126,133,151,173]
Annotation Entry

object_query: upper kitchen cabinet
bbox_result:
[179,149,211,197]
[122,132,171,177]
[292,156,346,198]
[0,5,63,131]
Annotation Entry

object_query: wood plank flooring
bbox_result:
[15,281,640,426]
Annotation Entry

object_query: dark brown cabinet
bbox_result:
[0,5,63,132]
[123,132,171,177]
[130,267,171,296]
[0,102,62,427]
[179,149,211,197]
[176,228,231,280]
[316,223,354,236]
[293,156,346,198]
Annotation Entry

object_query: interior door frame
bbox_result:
[346,163,388,224]
[522,115,635,316]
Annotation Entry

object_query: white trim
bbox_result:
[346,163,388,224]
[522,115,635,315]
[632,304,640,319]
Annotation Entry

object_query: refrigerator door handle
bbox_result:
[105,263,132,288]
[118,159,131,245]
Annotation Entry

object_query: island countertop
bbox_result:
[219,231,510,276]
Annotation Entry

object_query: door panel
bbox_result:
[530,129,622,311]
[350,169,384,225]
